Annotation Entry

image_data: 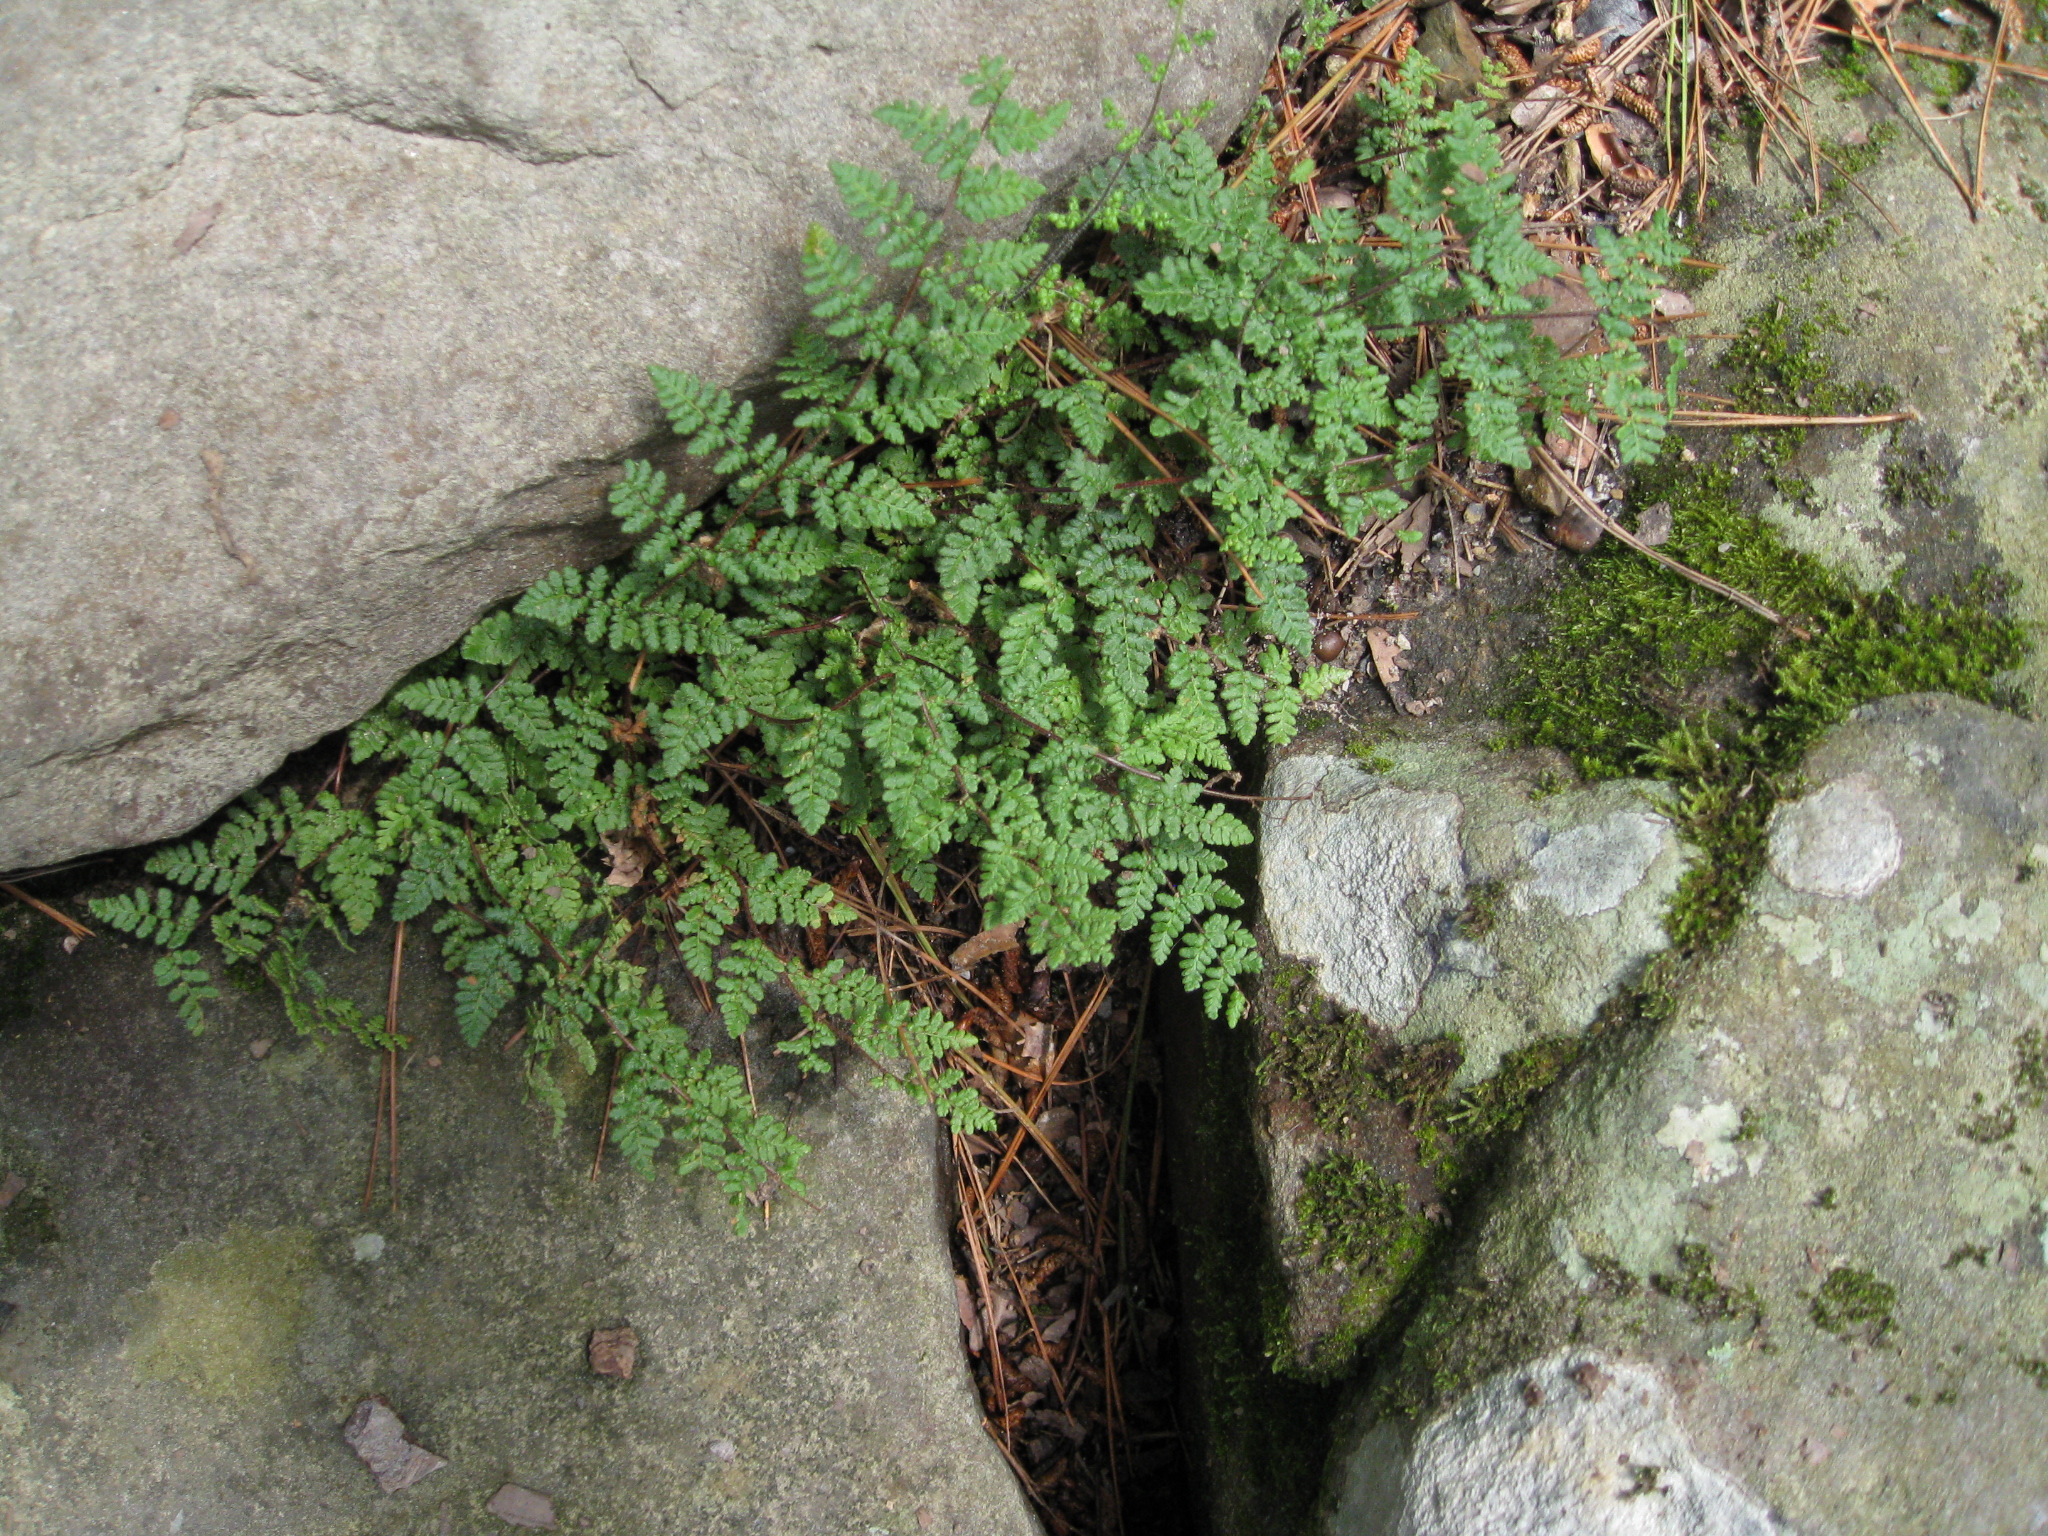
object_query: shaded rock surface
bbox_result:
[0,923,1032,1535]
[1251,730,1687,1375]
[0,0,1285,872]
[1328,696,2048,1534]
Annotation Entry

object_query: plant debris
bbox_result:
[588,1324,638,1380]
[342,1397,446,1494]
[485,1484,558,1529]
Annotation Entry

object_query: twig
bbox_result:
[1531,445,1810,637]
[1858,19,1977,214]
[1811,24,2048,85]
[1974,9,2009,210]
[0,882,92,940]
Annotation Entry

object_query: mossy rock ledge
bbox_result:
[1323,696,2048,1534]
[1251,726,1692,1380]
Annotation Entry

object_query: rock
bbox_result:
[0,920,1038,1534]
[342,1397,447,1494]
[1252,730,1688,1375]
[1578,0,1653,39]
[485,1484,557,1529]
[1331,696,2048,1534]
[1679,66,2048,703]
[587,1324,638,1380]
[0,0,1287,872]
[1414,0,1491,103]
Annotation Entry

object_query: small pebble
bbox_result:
[353,1234,386,1263]
[708,1438,738,1463]
[249,1038,273,1060]
[425,1055,442,1068]
[1312,629,1346,663]
[486,1484,557,1529]
[588,1325,638,1380]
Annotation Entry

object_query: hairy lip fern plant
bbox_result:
[93,54,1680,1217]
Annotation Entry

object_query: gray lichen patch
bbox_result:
[126,1224,317,1401]
[1339,697,2048,1536]
[1327,1352,1782,1536]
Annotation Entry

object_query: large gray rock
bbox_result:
[0,0,1284,872]
[1330,695,2048,1534]
[0,922,1034,1535]
[1250,731,1688,1376]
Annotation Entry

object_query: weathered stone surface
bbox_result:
[0,921,1034,1535]
[1262,731,1687,1081]
[0,0,1285,872]
[1252,730,1688,1375]
[1678,65,2048,694]
[1328,695,2048,1535]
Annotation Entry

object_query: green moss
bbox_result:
[1650,1242,1763,1327]
[1458,878,1507,940]
[1346,739,1397,775]
[1442,1035,1580,1143]
[1788,216,1841,260]
[1817,38,1882,100]
[1294,1154,1434,1340]
[1945,1243,1991,1269]
[1505,443,2027,951]
[1810,1266,1896,1344]
[2014,1027,2047,1106]
[0,1188,59,1268]
[1959,1095,2018,1144]
[2017,1357,2048,1390]
[127,1225,317,1400]
[1881,454,1955,511]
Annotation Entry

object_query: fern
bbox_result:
[103,55,1677,1216]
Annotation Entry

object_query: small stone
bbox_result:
[157,407,182,430]
[588,1324,638,1380]
[425,1055,442,1068]
[0,1172,25,1211]
[1768,773,1902,899]
[708,1438,738,1463]
[353,1233,386,1263]
[342,1397,446,1493]
[485,1484,557,1528]
[248,1038,273,1060]
[1635,501,1673,547]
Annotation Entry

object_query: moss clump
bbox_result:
[1294,1154,1433,1315]
[2017,1357,2048,1390]
[1458,878,1507,940]
[1724,300,1897,466]
[1651,1242,1763,1327]
[2014,1027,2047,1106]
[1810,1266,1896,1343]
[1442,1035,1580,1144]
[128,1225,317,1400]
[1506,444,2027,950]
[1959,1097,2018,1144]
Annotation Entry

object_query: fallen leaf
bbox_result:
[601,831,652,889]
[172,202,223,256]
[1040,1310,1078,1344]
[1364,628,1408,694]
[485,1484,557,1529]
[342,1398,446,1494]
[588,1325,638,1380]
[954,1274,984,1354]
[950,920,1024,972]
[0,1172,24,1211]
[1523,269,1603,358]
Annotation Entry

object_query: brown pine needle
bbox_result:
[1859,20,1978,213]
[1975,10,2009,210]
[0,881,92,940]
[1812,25,2048,85]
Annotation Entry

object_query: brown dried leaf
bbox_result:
[0,1172,24,1211]
[954,1274,984,1355]
[602,831,653,889]
[342,1398,447,1494]
[1522,270,1604,358]
[950,920,1024,972]
[1363,628,1408,694]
